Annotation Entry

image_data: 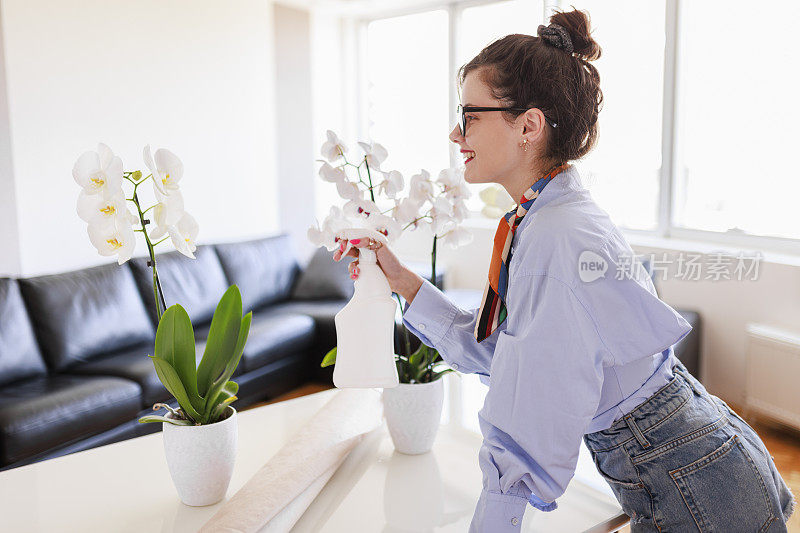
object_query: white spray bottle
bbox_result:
[333,228,399,389]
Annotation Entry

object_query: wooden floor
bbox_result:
[248,383,800,531]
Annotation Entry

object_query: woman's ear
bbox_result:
[521,108,547,141]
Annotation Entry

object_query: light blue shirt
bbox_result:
[402,164,693,532]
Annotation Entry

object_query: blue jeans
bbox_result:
[584,362,796,532]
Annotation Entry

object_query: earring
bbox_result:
[520,139,529,152]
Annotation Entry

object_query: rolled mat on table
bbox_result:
[200,388,384,533]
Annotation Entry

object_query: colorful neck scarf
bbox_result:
[474,162,571,342]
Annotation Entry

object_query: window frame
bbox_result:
[351,0,800,257]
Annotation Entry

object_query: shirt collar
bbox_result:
[514,164,582,234]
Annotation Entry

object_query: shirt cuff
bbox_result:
[528,491,558,512]
[402,279,457,346]
[469,489,528,532]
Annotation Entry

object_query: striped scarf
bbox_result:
[474,162,571,342]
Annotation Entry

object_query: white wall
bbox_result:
[0,5,19,276]
[274,3,316,263]
[0,0,280,277]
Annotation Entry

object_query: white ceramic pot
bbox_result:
[382,378,444,455]
[162,406,238,506]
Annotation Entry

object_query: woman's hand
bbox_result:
[333,237,424,303]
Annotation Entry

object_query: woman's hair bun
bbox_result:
[550,7,601,61]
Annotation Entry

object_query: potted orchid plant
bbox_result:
[72,143,251,506]
[308,130,472,454]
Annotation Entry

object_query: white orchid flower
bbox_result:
[308,206,350,250]
[440,227,473,249]
[321,130,348,162]
[378,170,404,199]
[430,196,457,236]
[319,162,347,184]
[77,190,137,227]
[335,178,363,201]
[409,170,435,203]
[393,197,423,226]
[357,141,388,170]
[143,144,183,196]
[366,213,403,242]
[307,223,333,251]
[451,198,470,223]
[167,211,199,259]
[343,197,380,219]
[479,185,515,218]
[446,180,472,202]
[437,167,460,188]
[87,218,136,265]
[72,143,123,199]
[149,189,186,241]
[481,205,510,218]
[431,196,454,217]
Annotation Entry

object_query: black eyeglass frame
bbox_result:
[456,104,558,134]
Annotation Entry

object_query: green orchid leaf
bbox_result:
[150,355,203,421]
[197,285,243,397]
[138,415,193,426]
[320,346,337,367]
[155,304,203,413]
[209,394,237,424]
[433,368,458,380]
[206,379,238,413]
[203,380,239,424]
[409,344,427,368]
[203,310,251,416]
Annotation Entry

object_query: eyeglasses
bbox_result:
[456,104,558,135]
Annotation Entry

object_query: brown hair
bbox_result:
[457,7,603,168]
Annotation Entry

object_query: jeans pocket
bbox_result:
[590,449,644,489]
[590,450,655,526]
[669,434,777,532]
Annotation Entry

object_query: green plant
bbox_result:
[72,144,251,426]
[138,285,252,426]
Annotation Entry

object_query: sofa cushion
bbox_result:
[18,262,154,372]
[0,374,141,465]
[238,307,315,372]
[213,234,300,312]
[291,247,354,301]
[0,279,47,387]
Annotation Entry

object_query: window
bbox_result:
[459,0,544,65]
[673,0,800,240]
[365,11,450,179]
[569,0,666,231]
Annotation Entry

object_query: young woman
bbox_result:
[335,8,795,532]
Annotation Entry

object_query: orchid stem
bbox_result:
[130,184,166,320]
[364,156,376,202]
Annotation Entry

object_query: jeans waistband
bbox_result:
[584,361,715,452]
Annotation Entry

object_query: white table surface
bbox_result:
[0,378,627,532]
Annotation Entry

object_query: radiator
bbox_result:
[744,323,800,430]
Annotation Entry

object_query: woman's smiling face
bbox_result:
[449,68,525,187]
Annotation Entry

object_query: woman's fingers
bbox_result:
[333,238,376,262]
[347,258,360,279]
